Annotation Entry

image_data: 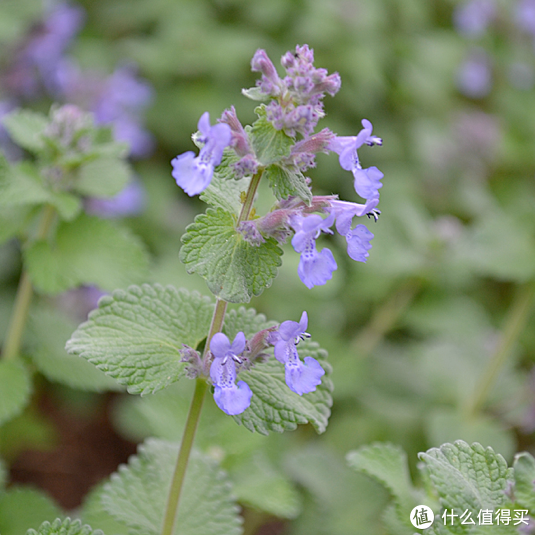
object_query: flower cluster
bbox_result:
[250,45,341,136]
[208,312,324,415]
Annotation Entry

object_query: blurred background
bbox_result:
[1,0,535,533]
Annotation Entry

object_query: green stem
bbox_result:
[237,170,263,224]
[2,204,56,361]
[161,168,261,535]
[465,282,535,418]
[351,278,420,357]
[161,378,208,535]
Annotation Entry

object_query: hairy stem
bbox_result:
[2,204,56,361]
[465,282,535,418]
[237,170,263,224]
[161,378,208,535]
[162,168,262,534]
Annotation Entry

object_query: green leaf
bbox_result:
[241,87,269,101]
[81,483,130,535]
[180,208,283,303]
[250,106,293,165]
[24,213,149,294]
[0,487,63,535]
[26,518,104,535]
[75,158,132,198]
[48,192,82,221]
[0,361,32,426]
[231,452,302,519]
[200,171,250,215]
[264,164,312,205]
[222,306,332,434]
[2,109,48,153]
[0,205,33,244]
[513,452,535,513]
[418,441,514,514]
[66,285,213,395]
[101,439,242,535]
[0,162,50,207]
[346,443,416,512]
[28,306,123,392]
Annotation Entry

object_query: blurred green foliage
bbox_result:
[1,0,535,534]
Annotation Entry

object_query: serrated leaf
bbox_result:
[264,164,312,205]
[26,518,104,535]
[66,285,213,395]
[0,361,32,425]
[24,213,149,294]
[0,487,63,535]
[346,443,416,512]
[28,306,122,392]
[250,106,293,165]
[81,483,130,535]
[180,208,282,303]
[75,158,132,198]
[200,170,250,215]
[418,441,514,514]
[101,439,242,535]
[2,109,48,153]
[513,452,535,513]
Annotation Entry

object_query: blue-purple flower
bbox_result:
[210,332,252,415]
[453,0,496,37]
[273,312,325,395]
[328,119,383,201]
[171,112,232,196]
[291,212,337,288]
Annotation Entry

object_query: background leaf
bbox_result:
[0,361,32,426]
[66,285,213,395]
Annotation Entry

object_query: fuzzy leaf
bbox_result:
[0,361,32,426]
[66,285,213,395]
[180,208,282,303]
[24,213,149,295]
[346,443,416,512]
[28,306,122,392]
[200,171,250,215]
[26,518,104,535]
[75,158,132,198]
[0,487,63,535]
[101,439,242,535]
[250,106,293,165]
[0,162,50,207]
[418,441,514,514]
[513,452,535,513]
[264,164,312,205]
[2,109,48,153]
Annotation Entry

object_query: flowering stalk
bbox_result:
[160,165,262,534]
[2,204,56,361]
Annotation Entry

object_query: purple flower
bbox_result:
[291,212,338,288]
[515,0,535,36]
[171,112,231,196]
[453,0,496,37]
[210,332,252,415]
[457,49,492,98]
[330,198,379,235]
[85,179,146,218]
[346,225,374,262]
[328,119,383,201]
[273,312,325,395]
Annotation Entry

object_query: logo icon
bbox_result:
[410,505,435,529]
